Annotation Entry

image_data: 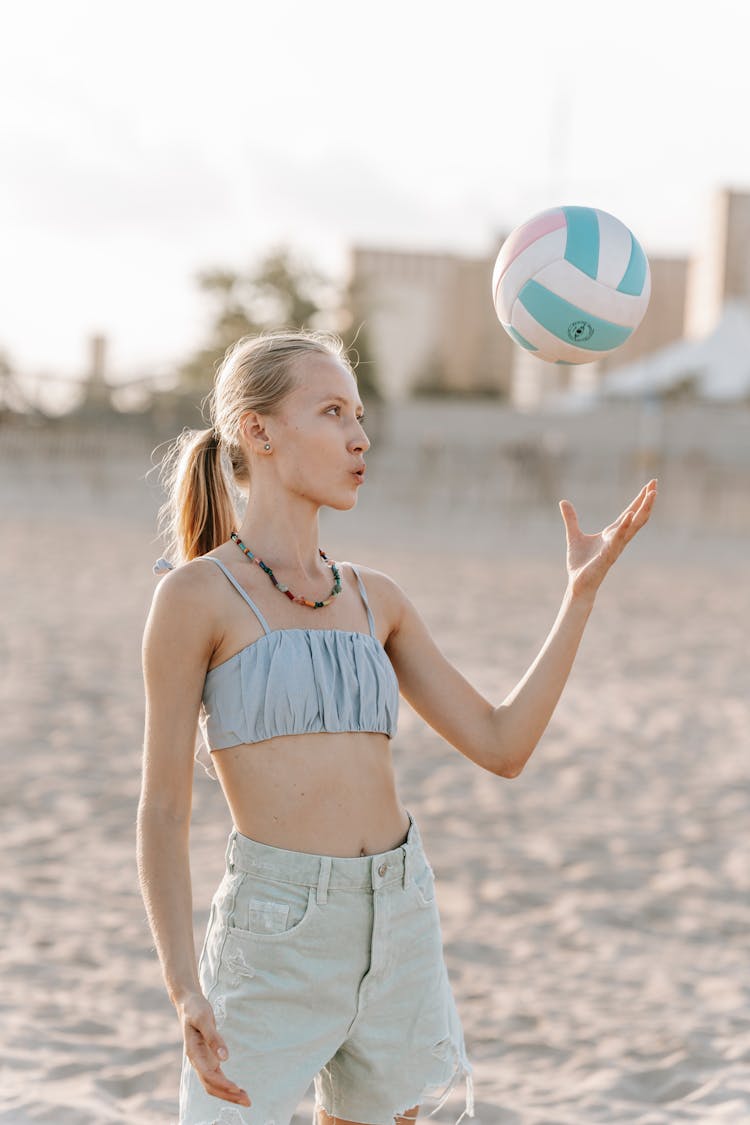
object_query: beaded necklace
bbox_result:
[230,529,342,609]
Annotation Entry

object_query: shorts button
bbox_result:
[377,862,387,876]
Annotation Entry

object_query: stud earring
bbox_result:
[264,443,271,451]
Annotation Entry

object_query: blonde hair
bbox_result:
[154,328,358,565]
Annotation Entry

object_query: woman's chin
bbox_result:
[327,492,360,512]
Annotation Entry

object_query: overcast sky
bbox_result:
[2,0,746,387]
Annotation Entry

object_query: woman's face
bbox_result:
[262,354,371,509]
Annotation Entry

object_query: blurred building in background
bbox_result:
[685,188,750,339]
[346,245,515,401]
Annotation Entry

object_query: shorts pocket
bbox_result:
[411,860,437,908]
[227,871,318,941]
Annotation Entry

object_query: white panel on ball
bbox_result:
[532,260,651,328]
[492,228,568,323]
[593,209,635,288]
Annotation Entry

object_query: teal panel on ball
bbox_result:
[503,323,538,352]
[617,232,648,295]
[517,280,633,351]
[562,206,599,279]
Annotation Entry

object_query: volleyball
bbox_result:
[491,205,651,364]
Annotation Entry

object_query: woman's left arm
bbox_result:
[487,478,657,776]
[384,479,657,779]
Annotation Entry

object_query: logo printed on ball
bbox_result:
[568,320,594,343]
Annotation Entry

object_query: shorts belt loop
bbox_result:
[401,844,410,890]
[225,827,237,873]
[316,855,332,904]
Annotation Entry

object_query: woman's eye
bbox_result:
[326,406,366,424]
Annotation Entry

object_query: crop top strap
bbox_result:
[201,556,271,635]
[348,563,376,637]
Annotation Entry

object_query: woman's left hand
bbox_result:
[560,479,658,601]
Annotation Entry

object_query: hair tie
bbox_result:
[153,557,176,574]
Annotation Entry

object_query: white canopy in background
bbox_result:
[604,301,750,401]
[552,300,750,408]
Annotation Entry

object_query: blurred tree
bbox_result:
[177,244,382,401]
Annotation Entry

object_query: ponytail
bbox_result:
[153,425,244,569]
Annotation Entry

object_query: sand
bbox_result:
[1,424,748,1124]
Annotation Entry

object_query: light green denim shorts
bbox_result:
[179,809,474,1125]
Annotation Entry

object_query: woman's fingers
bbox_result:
[185,1014,251,1106]
[611,508,634,531]
[608,481,653,528]
[605,480,657,536]
[191,1039,251,1105]
[567,481,657,541]
[200,1058,251,1105]
[616,481,657,541]
[631,479,657,523]
[559,499,581,537]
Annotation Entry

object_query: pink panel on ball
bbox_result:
[495,209,566,289]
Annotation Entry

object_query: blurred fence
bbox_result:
[2,400,749,538]
[363,398,750,538]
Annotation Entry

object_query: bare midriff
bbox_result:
[209,730,410,858]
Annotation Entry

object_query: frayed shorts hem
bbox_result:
[312,1045,475,1125]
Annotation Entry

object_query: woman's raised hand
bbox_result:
[180,991,252,1108]
[559,479,658,601]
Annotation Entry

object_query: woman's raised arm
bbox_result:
[386,480,657,779]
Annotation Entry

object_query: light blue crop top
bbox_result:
[193,555,400,751]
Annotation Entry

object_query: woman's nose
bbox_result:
[351,428,370,452]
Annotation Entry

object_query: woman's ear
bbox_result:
[240,411,273,445]
[239,411,270,451]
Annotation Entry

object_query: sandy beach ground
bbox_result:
[1,413,748,1124]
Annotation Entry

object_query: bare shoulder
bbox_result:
[149,554,219,611]
[347,562,410,642]
[144,556,222,662]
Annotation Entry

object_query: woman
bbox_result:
[137,329,656,1125]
